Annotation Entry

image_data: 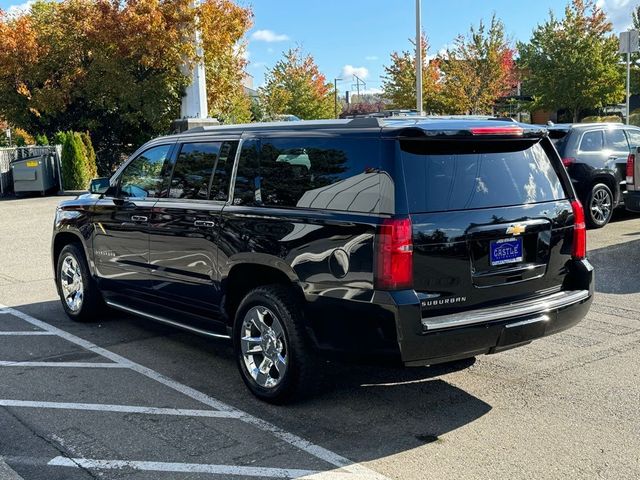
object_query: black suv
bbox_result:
[547,123,640,228]
[52,118,593,402]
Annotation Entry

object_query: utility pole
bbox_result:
[353,75,366,103]
[334,78,342,118]
[415,0,423,115]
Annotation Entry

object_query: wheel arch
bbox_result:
[52,231,93,280]
[221,257,303,326]
[589,174,619,204]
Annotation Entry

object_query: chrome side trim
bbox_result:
[105,300,231,340]
[421,290,590,331]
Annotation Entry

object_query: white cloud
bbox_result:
[359,87,383,95]
[597,0,634,31]
[365,55,378,61]
[341,65,369,80]
[6,0,34,16]
[251,29,290,42]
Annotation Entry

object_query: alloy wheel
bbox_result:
[60,254,84,312]
[590,188,612,225]
[240,306,288,389]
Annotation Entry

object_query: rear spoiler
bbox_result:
[394,125,547,140]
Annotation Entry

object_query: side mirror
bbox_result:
[89,177,110,194]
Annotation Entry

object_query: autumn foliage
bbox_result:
[260,48,334,120]
[0,0,252,173]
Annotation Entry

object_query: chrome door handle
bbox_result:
[131,215,148,223]
[194,220,216,228]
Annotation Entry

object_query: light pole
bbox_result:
[415,0,423,115]
[620,30,639,124]
[334,78,342,118]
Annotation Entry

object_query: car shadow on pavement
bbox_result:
[589,238,640,294]
[8,299,493,465]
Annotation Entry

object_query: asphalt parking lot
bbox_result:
[0,195,639,480]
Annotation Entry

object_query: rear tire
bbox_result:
[56,243,102,322]
[585,183,614,229]
[233,285,316,403]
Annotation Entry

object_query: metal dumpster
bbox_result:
[11,153,57,195]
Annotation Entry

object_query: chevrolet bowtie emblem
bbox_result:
[506,224,526,235]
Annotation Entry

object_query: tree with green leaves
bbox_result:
[381,34,442,112]
[61,132,90,190]
[518,0,624,122]
[259,48,334,120]
[439,15,515,114]
[80,131,97,179]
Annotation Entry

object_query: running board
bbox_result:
[104,300,231,340]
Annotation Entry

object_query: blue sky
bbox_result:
[1,0,636,93]
[242,0,635,92]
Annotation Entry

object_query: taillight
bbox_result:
[375,217,413,290]
[627,153,635,185]
[571,200,586,260]
[470,126,524,136]
[562,157,576,168]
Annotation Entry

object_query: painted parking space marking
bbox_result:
[0,303,389,480]
[0,331,54,336]
[0,361,126,368]
[0,399,242,418]
[47,457,371,479]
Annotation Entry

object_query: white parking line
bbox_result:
[0,304,389,480]
[47,456,368,479]
[0,331,55,336]
[0,400,241,418]
[0,361,126,368]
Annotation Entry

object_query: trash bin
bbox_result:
[10,154,56,195]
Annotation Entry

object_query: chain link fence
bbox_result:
[0,146,63,196]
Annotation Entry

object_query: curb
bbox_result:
[0,458,25,480]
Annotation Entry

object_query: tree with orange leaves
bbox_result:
[259,47,334,120]
[0,0,253,172]
[439,15,515,115]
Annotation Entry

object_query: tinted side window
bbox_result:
[233,137,387,213]
[170,143,220,200]
[604,129,628,151]
[579,130,604,152]
[626,129,640,150]
[119,145,172,199]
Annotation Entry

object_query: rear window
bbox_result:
[548,129,569,156]
[400,140,567,213]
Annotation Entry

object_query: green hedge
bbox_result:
[60,131,98,190]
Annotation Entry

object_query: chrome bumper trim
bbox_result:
[421,290,590,331]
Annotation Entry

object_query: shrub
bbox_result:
[61,132,90,190]
[79,131,98,179]
[35,133,49,145]
[52,131,67,145]
[13,128,35,146]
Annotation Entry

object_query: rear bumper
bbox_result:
[391,259,594,366]
[624,190,640,212]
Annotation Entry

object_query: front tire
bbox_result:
[233,285,316,403]
[585,183,614,229]
[56,244,102,322]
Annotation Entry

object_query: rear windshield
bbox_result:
[400,140,567,213]
[548,129,569,156]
